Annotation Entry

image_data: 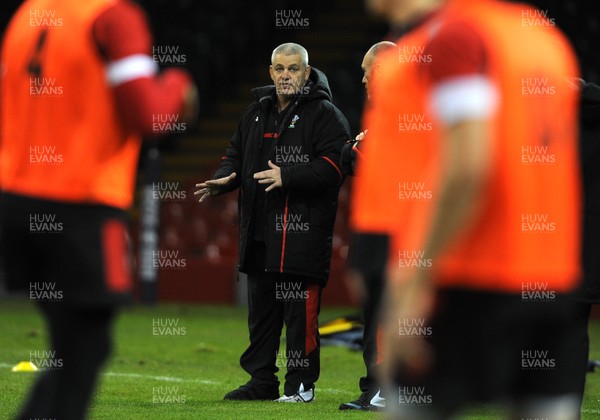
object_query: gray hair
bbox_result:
[271,43,309,67]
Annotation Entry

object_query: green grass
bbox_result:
[1,299,600,419]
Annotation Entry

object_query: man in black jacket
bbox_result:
[195,43,350,402]
[339,40,396,412]
[571,80,600,407]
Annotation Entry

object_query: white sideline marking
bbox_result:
[104,372,219,385]
[3,362,348,394]
[1,362,218,385]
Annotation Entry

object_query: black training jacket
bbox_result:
[212,67,351,284]
[575,81,600,303]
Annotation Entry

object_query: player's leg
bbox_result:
[387,289,511,418]
[229,241,282,400]
[8,197,131,419]
[571,301,592,401]
[360,273,384,400]
[511,294,581,419]
[340,272,385,410]
[279,276,321,401]
[0,194,55,418]
[17,302,115,420]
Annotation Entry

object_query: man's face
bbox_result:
[361,53,376,100]
[270,54,311,98]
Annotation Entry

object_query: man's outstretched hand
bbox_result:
[194,173,237,202]
[254,160,282,192]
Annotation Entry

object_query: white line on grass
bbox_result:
[1,362,217,385]
[104,372,219,385]
[3,362,348,394]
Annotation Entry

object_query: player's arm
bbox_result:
[406,22,496,271]
[418,109,493,263]
[93,0,197,137]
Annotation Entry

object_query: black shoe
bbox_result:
[339,398,382,411]
[224,382,280,401]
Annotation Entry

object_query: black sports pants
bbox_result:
[0,193,131,419]
[358,272,384,401]
[240,242,322,396]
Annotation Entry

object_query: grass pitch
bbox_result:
[2,300,600,419]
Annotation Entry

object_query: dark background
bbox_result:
[1,1,598,304]
[3,0,597,133]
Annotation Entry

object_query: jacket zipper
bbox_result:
[279,193,289,273]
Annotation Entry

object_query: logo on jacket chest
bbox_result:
[288,114,300,128]
[274,145,310,165]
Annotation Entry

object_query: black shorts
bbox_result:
[394,287,580,414]
[0,193,133,307]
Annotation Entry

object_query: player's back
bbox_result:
[436,0,581,293]
[1,0,141,209]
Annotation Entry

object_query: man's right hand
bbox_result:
[194,173,237,202]
[355,129,368,141]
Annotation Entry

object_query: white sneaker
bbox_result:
[370,390,385,408]
[275,383,315,403]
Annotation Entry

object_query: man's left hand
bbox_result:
[254,160,283,192]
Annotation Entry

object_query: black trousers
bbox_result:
[240,243,322,396]
[17,302,115,420]
[0,193,129,419]
[359,273,384,400]
[389,289,581,417]
[572,301,592,401]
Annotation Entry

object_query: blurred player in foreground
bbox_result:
[0,0,197,418]
[353,0,581,417]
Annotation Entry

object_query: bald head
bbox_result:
[362,41,397,99]
[365,41,397,62]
